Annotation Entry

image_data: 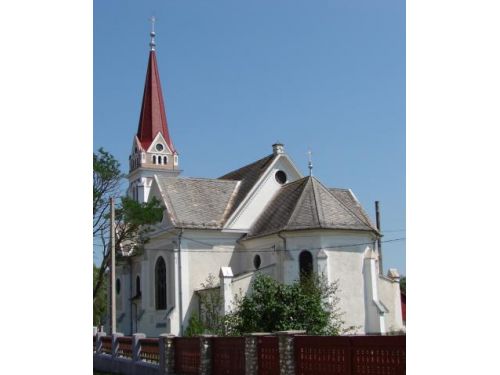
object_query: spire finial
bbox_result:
[149,16,156,51]
[307,148,313,176]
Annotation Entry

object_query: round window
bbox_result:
[253,254,261,270]
[275,170,287,184]
[116,279,121,295]
[156,143,164,151]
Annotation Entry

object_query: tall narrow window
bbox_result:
[158,155,162,165]
[152,155,157,164]
[155,257,167,310]
[299,250,313,281]
[163,156,167,164]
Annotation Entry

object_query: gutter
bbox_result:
[177,228,184,335]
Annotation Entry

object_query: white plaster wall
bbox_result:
[378,276,404,332]
[280,231,375,334]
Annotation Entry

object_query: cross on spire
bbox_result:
[307,149,313,176]
[149,16,156,51]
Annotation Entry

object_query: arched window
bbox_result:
[158,155,163,165]
[155,257,167,310]
[163,156,168,164]
[136,275,141,296]
[253,254,261,270]
[299,250,313,281]
[152,155,157,164]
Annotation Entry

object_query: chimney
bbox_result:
[272,143,285,155]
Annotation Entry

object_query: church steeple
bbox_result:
[128,24,180,203]
[136,37,176,154]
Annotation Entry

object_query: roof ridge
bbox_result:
[286,177,318,229]
[153,175,178,226]
[315,178,373,230]
[283,176,309,228]
[156,176,237,183]
[221,181,242,224]
[219,154,274,179]
[310,178,323,227]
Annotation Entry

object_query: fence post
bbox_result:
[111,332,124,359]
[276,330,305,375]
[245,333,270,375]
[199,335,214,375]
[159,334,176,375]
[132,333,146,362]
[95,331,106,354]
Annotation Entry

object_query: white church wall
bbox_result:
[378,276,404,333]
[231,263,277,297]
[284,230,376,334]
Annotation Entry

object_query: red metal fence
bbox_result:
[100,336,112,355]
[139,338,160,363]
[351,336,405,375]
[212,337,246,375]
[295,336,405,375]
[257,336,280,375]
[175,337,200,375]
[117,336,133,359]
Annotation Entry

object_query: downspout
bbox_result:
[277,232,287,283]
[375,201,383,276]
[177,228,184,335]
[129,258,133,334]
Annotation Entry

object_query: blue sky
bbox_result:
[94,0,405,274]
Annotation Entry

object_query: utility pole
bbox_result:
[109,197,116,334]
[375,201,383,276]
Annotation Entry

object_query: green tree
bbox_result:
[93,148,164,306]
[230,274,350,335]
[93,264,107,326]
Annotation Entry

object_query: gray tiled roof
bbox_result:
[155,177,240,229]
[328,188,377,230]
[218,154,276,219]
[247,176,376,238]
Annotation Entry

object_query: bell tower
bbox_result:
[128,23,181,203]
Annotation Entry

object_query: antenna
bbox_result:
[149,16,156,51]
[307,149,313,176]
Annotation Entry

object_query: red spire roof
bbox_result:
[136,50,176,153]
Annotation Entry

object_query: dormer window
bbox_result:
[156,143,164,152]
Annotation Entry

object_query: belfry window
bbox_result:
[155,257,167,310]
[299,250,313,281]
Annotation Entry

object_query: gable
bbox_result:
[223,154,303,231]
[146,132,174,154]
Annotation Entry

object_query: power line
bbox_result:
[97,237,405,254]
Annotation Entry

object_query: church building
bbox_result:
[114,31,404,337]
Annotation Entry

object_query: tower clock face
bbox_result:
[155,143,164,151]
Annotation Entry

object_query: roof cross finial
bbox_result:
[307,148,313,176]
[149,16,156,51]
